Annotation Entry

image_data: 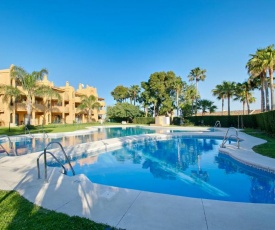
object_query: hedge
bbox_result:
[133,117,155,125]
[184,110,275,134]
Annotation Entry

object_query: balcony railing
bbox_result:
[16,103,26,111]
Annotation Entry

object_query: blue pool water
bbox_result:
[0,127,156,155]
[64,137,275,204]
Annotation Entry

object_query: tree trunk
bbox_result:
[227,96,230,116]
[26,98,32,126]
[246,92,250,115]
[269,68,274,110]
[260,76,266,112]
[222,97,224,115]
[176,91,179,117]
[265,77,270,111]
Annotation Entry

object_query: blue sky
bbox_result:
[1,0,275,111]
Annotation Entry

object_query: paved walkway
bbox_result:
[0,127,275,230]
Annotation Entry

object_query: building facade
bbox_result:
[0,65,105,127]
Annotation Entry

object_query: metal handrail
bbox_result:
[25,126,34,138]
[37,125,48,138]
[220,127,240,149]
[37,141,76,182]
[214,120,221,127]
[37,151,67,179]
[25,125,48,138]
[0,135,17,155]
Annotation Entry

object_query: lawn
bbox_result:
[242,128,275,158]
[0,122,122,136]
[0,190,118,230]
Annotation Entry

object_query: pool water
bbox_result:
[64,137,275,204]
[0,127,156,155]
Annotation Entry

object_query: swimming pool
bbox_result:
[0,127,157,156]
[59,137,275,204]
[1,126,214,156]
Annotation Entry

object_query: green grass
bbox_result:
[0,190,118,230]
[242,128,275,158]
[0,122,122,136]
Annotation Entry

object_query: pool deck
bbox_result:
[1,126,275,230]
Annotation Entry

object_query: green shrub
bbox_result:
[133,117,155,124]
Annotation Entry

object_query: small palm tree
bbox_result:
[197,99,217,116]
[79,95,101,122]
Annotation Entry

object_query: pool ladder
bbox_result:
[220,127,240,149]
[213,120,221,131]
[37,141,75,182]
[0,135,17,156]
[25,125,48,138]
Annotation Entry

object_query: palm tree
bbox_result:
[2,66,49,125]
[246,46,275,112]
[172,76,184,117]
[148,97,158,117]
[234,82,255,115]
[128,85,140,105]
[197,99,217,116]
[212,84,225,115]
[220,81,236,116]
[35,86,62,125]
[79,95,101,122]
[264,45,275,110]
[188,67,206,115]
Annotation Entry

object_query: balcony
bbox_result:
[34,103,44,112]
[16,103,26,112]
[99,101,106,106]
[50,105,70,113]
[51,106,62,113]
[74,97,82,103]
[98,109,106,115]
[64,93,69,101]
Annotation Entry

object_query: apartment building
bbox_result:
[0,65,105,127]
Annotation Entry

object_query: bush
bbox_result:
[133,117,155,124]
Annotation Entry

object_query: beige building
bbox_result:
[0,65,105,127]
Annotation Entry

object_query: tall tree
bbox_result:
[111,85,129,102]
[188,67,206,115]
[141,71,177,117]
[212,84,225,115]
[180,84,198,115]
[79,95,101,122]
[5,66,49,125]
[246,47,274,112]
[171,77,185,117]
[234,82,255,115]
[220,81,236,116]
[128,85,140,105]
[33,85,62,125]
[264,45,275,110]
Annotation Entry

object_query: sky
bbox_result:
[1,0,275,112]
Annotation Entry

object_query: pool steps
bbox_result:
[37,141,75,182]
